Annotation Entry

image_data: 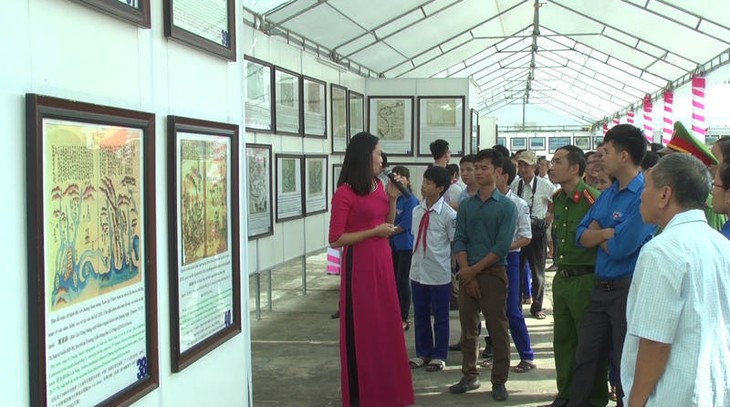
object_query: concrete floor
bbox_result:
[250,251,604,407]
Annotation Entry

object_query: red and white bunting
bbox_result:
[612,116,620,128]
[662,90,673,145]
[603,121,608,135]
[692,76,706,142]
[643,95,653,143]
[627,111,635,124]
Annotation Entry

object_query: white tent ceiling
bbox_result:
[242,0,730,125]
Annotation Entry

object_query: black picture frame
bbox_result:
[416,96,466,157]
[246,143,274,240]
[163,0,236,61]
[275,154,305,222]
[303,155,329,215]
[244,56,274,133]
[331,84,349,154]
[26,94,158,406]
[332,163,342,194]
[273,67,302,137]
[529,137,546,151]
[549,136,572,153]
[510,137,527,151]
[70,0,151,27]
[167,115,241,372]
[367,95,414,156]
[302,76,327,138]
[470,108,479,154]
[348,90,365,137]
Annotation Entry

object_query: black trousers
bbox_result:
[520,230,547,314]
[567,285,629,407]
[392,249,413,322]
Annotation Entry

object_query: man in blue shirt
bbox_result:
[567,125,656,407]
[449,149,516,402]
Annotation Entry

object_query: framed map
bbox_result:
[574,136,592,151]
[69,0,150,27]
[417,96,465,157]
[163,0,236,60]
[275,154,304,222]
[245,144,273,239]
[496,137,506,147]
[549,136,572,153]
[332,163,342,194]
[244,56,273,133]
[511,137,527,151]
[26,94,158,406]
[304,155,328,215]
[470,109,479,154]
[529,137,546,151]
[274,67,302,136]
[367,96,414,156]
[331,84,348,154]
[167,116,241,372]
[349,90,365,136]
[302,76,327,138]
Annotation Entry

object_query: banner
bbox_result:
[643,95,653,143]
[663,90,673,145]
[692,76,706,142]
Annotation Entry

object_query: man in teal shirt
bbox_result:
[449,149,516,402]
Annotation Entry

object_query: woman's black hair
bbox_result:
[338,132,379,196]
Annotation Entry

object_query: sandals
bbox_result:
[409,357,430,369]
[513,359,537,373]
[402,320,410,331]
[479,358,492,368]
[532,311,547,320]
[425,359,445,372]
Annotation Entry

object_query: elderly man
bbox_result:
[621,154,730,406]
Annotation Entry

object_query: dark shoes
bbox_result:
[448,342,462,351]
[449,376,480,394]
[492,383,508,401]
[482,337,493,359]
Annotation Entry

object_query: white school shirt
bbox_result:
[510,175,556,220]
[409,197,457,285]
[621,210,730,407]
[506,190,532,253]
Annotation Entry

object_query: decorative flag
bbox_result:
[603,120,608,135]
[692,75,706,142]
[612,116,620,128]
[627,111,635,124]
[643,95,653,143]
[326,247,342,275]
[663,90,673,145]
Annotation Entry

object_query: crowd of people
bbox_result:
[328,123,730,407]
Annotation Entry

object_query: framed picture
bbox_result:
[470,109,479,154]
[349,90,365,137]
[244,56,274,133]
[574,136,592,151]
[594,136,604,147]
[332,163,342,194]
[245,144,274,239]
[275,154,304,222]
[529,137,546,151]
[167,116,241,372]
[331,84,348,154]
[70,0,150,27]
[511,137,527,151]
[273,67,302,136]
[496,137,506,147]
[368,96,414,156]
[26,94,158,406]
[304,155,328,215]
[417,96,465,157]
[549,136,572,153]
[302,76,327,138]
[163,0,236,60]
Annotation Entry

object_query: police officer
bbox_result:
[538,145,607,407]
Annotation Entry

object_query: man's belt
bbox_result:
[556,266,594,278]
[597,278,632,291]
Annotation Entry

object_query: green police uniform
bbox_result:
[551,180,608,406]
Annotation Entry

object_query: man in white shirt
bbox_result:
[510,150,557,319]
[621,154,730,406]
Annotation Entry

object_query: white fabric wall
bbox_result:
[0,0,251,405]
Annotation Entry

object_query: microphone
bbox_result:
[383,168,412,198]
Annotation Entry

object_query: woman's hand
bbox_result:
[373,223,397,238]
[386,175,404,199]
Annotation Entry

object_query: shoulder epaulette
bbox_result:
[582,189,596,205]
